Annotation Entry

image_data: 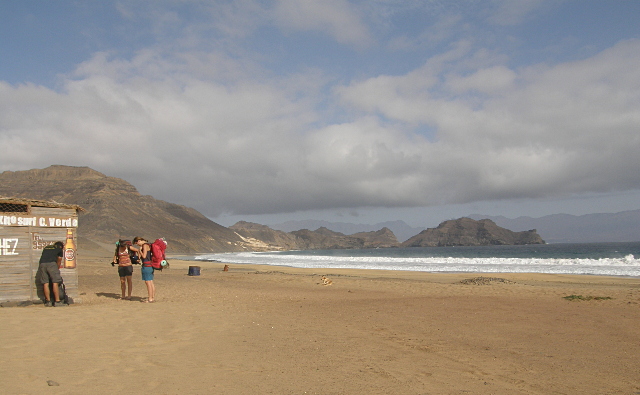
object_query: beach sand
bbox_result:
[2,254,640,394]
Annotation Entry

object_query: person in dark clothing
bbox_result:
[37,241,66,307]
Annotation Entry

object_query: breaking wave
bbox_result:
[193,246,640,277]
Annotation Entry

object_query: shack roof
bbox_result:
[0,196,84,212]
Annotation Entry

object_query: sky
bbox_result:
[1,0,640,228]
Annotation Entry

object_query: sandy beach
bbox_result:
[2,254,640,394]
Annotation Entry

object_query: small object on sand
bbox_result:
[223,264,229,272]
[47,380,60,386]
[188,266,201,276]
[320,276,333,286]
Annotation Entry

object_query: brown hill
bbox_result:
[350,227,400,248]
[291,227,367,250]
[401,217,545,247]
[229,221,300,251]
[231,222,400,250]
[0,165,247,254]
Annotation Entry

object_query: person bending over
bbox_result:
[37,241,66,307]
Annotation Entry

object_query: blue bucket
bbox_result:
[188,266,201,276]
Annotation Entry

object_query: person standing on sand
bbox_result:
[135,237,156,303]
[112,240,134,300]
[37,241,67,307]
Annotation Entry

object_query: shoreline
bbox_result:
[2,255,639,394]
[172,241,640,278]
[171,256,639,278]
[170,254,640,280]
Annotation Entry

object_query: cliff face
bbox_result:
[231,223,400,250]
[401,217,545,247]
[0,165,246,253]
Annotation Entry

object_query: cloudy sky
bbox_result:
[2,0,640,228]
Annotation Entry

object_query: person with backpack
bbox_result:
[37,241,67,307]
[135,237,168,303]
[136,237,155,303]
[112,239,134,300]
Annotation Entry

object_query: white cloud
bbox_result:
[273,0,372,47]
[2,2,640,220]
[336,39,640,201]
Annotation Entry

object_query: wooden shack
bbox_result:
[0,197,83,305]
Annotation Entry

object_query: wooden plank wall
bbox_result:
[0,206,80,304]
[0,227,32,302]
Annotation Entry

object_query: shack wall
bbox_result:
[0,205,80,304]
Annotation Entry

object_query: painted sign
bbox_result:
[0,230,77,259]
[0,238,19,256]
[32,233,57,250]
[0,215,78,227]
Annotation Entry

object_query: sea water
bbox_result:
[192,242,640,277]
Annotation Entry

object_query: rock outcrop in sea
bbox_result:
[401,217,545,247]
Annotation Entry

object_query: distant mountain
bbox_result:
[402,218,545,247]
[231,222,400,250]
[272,209,640,245]
[468,211,640,243]
[0,165,249,253]
[270,219,425,242]
[6,166,634,255]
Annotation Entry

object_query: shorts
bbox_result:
[118,265,134,277]
[37,261,63,284]
[141,265,154,281]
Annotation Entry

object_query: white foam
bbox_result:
[195,251,640,277]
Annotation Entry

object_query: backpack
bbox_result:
[113,240,140,265]
[49,280,70,305]
[121,240,141,264]
[149,238,169,270]
[129,247,141,265]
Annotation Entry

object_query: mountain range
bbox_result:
[271,210,640,244]
[270,219,425,243]
[1,166,636,254]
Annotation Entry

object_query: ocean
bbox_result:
[191,242,640,277]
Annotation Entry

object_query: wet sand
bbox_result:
[2,255,640,394]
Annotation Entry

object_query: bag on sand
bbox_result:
[150,238,169,271]
[49,280,70,305]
